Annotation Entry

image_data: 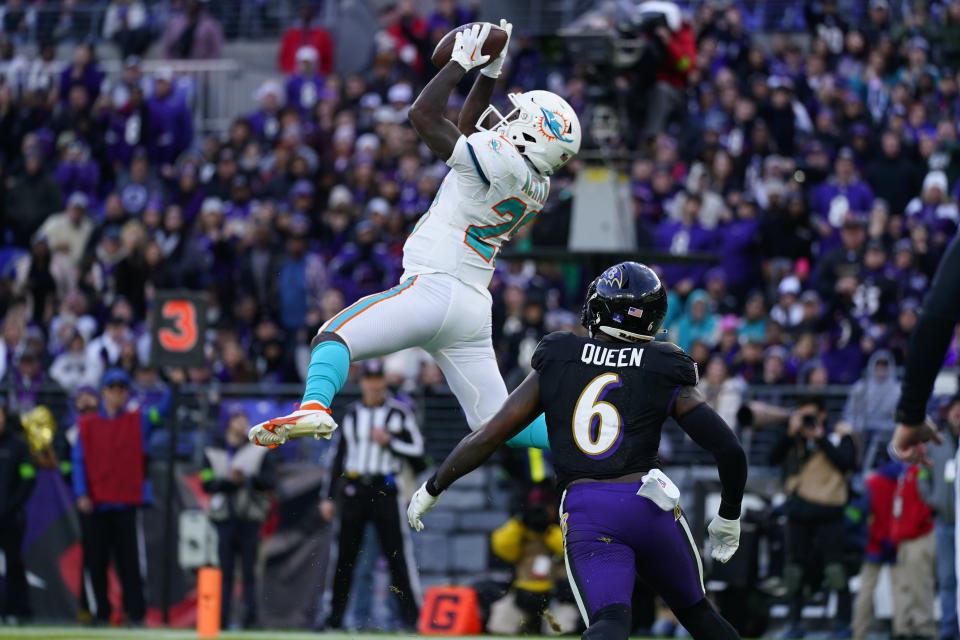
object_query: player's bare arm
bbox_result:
[408,62,465,161]
[409,22,494,161]
[407,371,543,531]
[458,74,497,135]
[459,20,512,135]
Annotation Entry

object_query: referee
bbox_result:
[320,360,424,630]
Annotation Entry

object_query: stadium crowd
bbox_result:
[0,0,960,637]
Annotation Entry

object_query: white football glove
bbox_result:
[707,515,740,564]
[451,22,492,72]
[407,481,440,532]
[481,19,513,78]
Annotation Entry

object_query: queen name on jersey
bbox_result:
[533,332,699,489]
[402,129,549,294]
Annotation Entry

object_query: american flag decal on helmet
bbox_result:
[628,307,644,318]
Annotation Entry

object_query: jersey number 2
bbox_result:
[572,373,623,459]
[465,198,538,262]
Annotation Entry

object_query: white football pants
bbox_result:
[319,272,508,429]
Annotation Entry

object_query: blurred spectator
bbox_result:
[0,400,36,622]
[673,289,718,351]
[640,6,696,142]
[58,43,102,107]
[147,68,193,166]
[769,396,855,638]
[5,147,62,247]
[73,368,165,626]
[852,459,901,640]
[890,463,936,639]
[276,215,326,331]
[162,0,224,60]
[486,486,565,635]
[201,409,275,629]
[917,393,960,640]
[842,350,900,471]
[102,0,153,59]
[286,46,326,116]
[37,192,93,269]
[277,1,333,75]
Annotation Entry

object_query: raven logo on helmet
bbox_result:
[599,265,624,288]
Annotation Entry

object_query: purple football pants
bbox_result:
[560,480,706,623]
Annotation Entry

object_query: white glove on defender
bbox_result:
[707,516,740,563]
[451,23,492,72]
[407,482,440,532]
[481,19,513,78]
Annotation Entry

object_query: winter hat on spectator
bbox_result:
[154,66,174,84]
[719,314,740,333]
[922,170,948,197]
[295,46,319,65]
[254,80,284,105]
[291,180,315,199]
[388,83,413,105]
[201,197,224,216]
[328,185,353,210]
[67,192,89,210]
[356,133,380,154]
[366,198,390,217]
[101,368,131,388]
[778,275,801,297]
[360,93,382,110]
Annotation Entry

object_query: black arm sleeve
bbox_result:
[676,403,747,519]
[896,234,960,424]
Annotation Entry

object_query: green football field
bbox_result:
[0,629,663,640]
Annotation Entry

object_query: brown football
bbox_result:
[431,22,508,70]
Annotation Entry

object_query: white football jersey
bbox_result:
[402,130,550,296]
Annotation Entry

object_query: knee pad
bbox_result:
[783,564,804,595]
[823,563,846,591]
[583,604,631,640]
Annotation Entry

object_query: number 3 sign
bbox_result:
[150,291,207,367]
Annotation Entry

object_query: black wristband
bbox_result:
[425,473,442,497]
[718,500,741,520]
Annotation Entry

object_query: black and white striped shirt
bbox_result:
[325,398,424,496]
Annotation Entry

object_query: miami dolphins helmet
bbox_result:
[478,90,581,176]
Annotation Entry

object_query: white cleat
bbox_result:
[247,401,338,449]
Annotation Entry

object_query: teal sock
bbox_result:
[302,341,350,407]
[505,413,550,449]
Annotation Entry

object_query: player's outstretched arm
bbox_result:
[673,385,747,563]
[891,233,960,464]
[459,19,512,135]
[407,371,543,531]
[409,23,492,161]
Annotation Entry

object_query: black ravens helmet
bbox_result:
[580,262,668,342]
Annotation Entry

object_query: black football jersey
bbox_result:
[531,332,699,490]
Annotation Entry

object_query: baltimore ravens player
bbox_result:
[248,21,580,451]
[407,262,746,640]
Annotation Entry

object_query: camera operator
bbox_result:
[768,396,856,637]
[634,2,696,143]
